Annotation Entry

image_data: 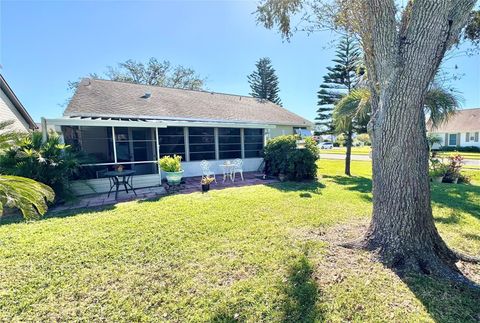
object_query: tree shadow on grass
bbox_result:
[0,204,116,226]
[431,184,480,221]
[400,274,480,323]
[267,181,326,197]
[281,255,323,323]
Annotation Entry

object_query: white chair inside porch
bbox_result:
[231,158,244,182]
[200,160,217,183]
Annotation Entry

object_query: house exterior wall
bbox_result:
[0,89,30,132]
[430,131,480,149]
[49,121,311,196]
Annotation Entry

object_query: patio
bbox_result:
[50,172,278,213]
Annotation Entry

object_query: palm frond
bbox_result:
[0,175,55,220]
[425,86,462,129]
[0,120,26,151]
[333,88,371,132]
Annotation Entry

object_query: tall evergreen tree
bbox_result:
[315,35,362,136]
[248,57,282,105]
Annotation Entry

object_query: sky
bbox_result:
[1,0,479,123]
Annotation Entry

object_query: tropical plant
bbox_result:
[158,155,182,172]
[0,130,81,201]
[0,121,55,219]
[263,135,319,180]
[443,154,464,182]
[0,175,54,220]
[426,133,442,150]
[248,57,282,105]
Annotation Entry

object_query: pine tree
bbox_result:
[315,35,362,135]
[248,57,282,105]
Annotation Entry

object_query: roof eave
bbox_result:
[0,74,37,130]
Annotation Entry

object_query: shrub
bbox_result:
[0,131,81,202]
[158,155,182,172]
[438,146,480,153]
[443,154,464,182]
[355,133,371,146]
[263,135,319,181]
[334,134,346,147]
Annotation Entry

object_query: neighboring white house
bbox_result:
[427,108,480,149]
[43,78,313,195]
[0,74,37,132]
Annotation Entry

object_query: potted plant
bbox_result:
[116,164,124,172]
[443,154,464,184]
[429,167,446,183]
[200,176,215,193]
[158,155,184,185]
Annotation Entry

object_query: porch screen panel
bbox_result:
[114,127,157,162]
[189,127,215,160]
[244,128,264,158]
[158,127,185,159]
[218,128,241,159]
[61,126,114,163]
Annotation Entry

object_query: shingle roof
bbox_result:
[427,108,480,132]
[64,78,313,127]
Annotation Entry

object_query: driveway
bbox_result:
[320,153,480,167]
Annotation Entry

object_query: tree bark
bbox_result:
[345,129,353,176]
[356,0,479,279]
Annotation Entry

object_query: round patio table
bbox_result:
[219,163,235,182]
[105,170,137,200]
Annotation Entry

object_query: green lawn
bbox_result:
[0,160,479,322]
[320,146,480,160]
[319,146,372,155]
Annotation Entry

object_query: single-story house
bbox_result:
[43,78,313,195]
[0,74,37,132]
[427,108,480,149]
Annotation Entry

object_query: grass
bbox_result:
[0,160,479,321]
[319,146,372,155]
[320,146,480,160]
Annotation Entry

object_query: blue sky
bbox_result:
[1,0,479,123]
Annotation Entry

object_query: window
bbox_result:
[62,126,114,163]
[244,128,264,158]
[448,133,457,146]
[114,127,156,162]
[466,132,470,142]
[189,127,215,160]
[158,127,185,159]
[218,128,241,159]
[475,132,479,142]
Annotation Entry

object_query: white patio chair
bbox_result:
[200,160,217,183]
[232,159,244,182]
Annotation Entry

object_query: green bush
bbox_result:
[0,131,81,202]
[263,135,319,181]
[437,146,480,153]
[158,155,182,172]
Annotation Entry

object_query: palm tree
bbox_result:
[0,121,54,220]
[333,85,460,175]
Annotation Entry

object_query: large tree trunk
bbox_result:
[364,78,459,275]
[356,0,479,279]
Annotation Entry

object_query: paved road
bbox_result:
[320,153,480,167]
